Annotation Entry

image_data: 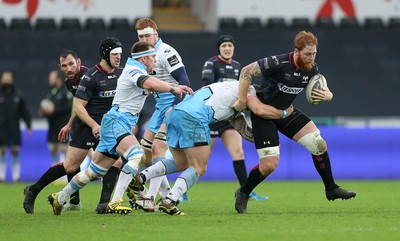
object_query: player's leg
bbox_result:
[221,129,268,201]
[287,112,356,201]
[235,115,279,214]
[159,145,211,216]
[23,146,88,213]
[49,150,117,215]
[0,146,6,182]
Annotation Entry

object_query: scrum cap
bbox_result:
[216,35,235,54]
[99,37,122,67]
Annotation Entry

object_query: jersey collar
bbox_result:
[155,38,163,51]
[126,57,147,69]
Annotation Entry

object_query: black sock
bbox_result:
[29,163,67,194]
[312,151,338,191]
[233,159,247,186]
[68,167,81,205]
[241,164,267,195]
[98,166,120,204]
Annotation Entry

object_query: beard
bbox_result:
[297,56,314,71]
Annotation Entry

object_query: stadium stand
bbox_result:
[219,17,239,32]
[364,17,385,30]
[339,17,360,29]
[241,17,263,31]
[388,17,400,29]
[315,17,336,29]
[291,17,312,30]
[0,18,6,32]
[85,18,107,31]
[35,18,57,32]
[10,18,31,32]
[60,18,82,32]
[265,17,287,30]
[109,18,131,31]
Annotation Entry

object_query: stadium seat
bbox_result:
[339,17,360,29]
[60,18,82,32]
[109,18,131,31]
[219,17,239,32]
[0,18,6,32]
[315,17,336,29]
[85,18,106,31]
[291,17,312,30]
[241,17,263,31]
[10,18,31,32]
[35,18,57,32]
[364,17,385,30]
[388,17,400,29]
[265,17,287,30]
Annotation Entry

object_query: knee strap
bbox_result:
[154,131,167,143]
[122,145,145,174]
[297,129,326,155]
[140,137,153,151]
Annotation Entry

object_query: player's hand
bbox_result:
[92,124,101,139]
[58,124,71,142]
[286,105,294,116]
[172,85,194,99]
[232,99,247,112]
[311,87,333,103]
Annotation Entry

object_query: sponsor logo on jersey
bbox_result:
[108,74,117,79]
[167,55,180,67]
[98,90,116,97]
[77,85,86,91]
[128,69,142,77]
[277,83,303,94]
[271,56,279,65]
[226,65,233,69]
[293,72,301,76]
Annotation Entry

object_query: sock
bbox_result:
[168,168,198,202]
[147,157,166,199]
[241,164,267,195]
[233,159,247,186]
[0,154,6,181]
[98,166,119,203]
[312,151,338,191]
[58,162,106,205]
[29,163,66,194]
[111,171,133,202]
[159,176,171,198]
[11,155,20,182]
[68,167,81,205]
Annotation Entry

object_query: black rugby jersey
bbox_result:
[256,52,319,109]
[75,64,122,124]
[64,66,89,96]
[202,56,241,85]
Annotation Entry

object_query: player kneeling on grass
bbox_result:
[47,41,193,215]
[130,81,293,215]
[232,30,356,214]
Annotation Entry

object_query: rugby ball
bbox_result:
[305,74,327,105]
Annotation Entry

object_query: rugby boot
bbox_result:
[48,193,64,215]
[23,185,37,214]
[158,197,186,216]
[235,188,249,214]
[106,199,132,214]
[326,187,356,201]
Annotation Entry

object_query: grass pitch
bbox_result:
[0,180,399,241]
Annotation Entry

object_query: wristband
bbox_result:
[281,110,288,118]
[169,86,175,94]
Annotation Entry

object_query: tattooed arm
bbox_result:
[232,61,262,112]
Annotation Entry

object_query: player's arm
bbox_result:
[232,61,262,112]
[74,97,100,138]
[247,96,294,119]
[139,75,193,96]
[170,67,191,105]
[58,97,76,142]
[201,60,214,86]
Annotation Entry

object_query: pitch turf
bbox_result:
[1,181,399,241]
